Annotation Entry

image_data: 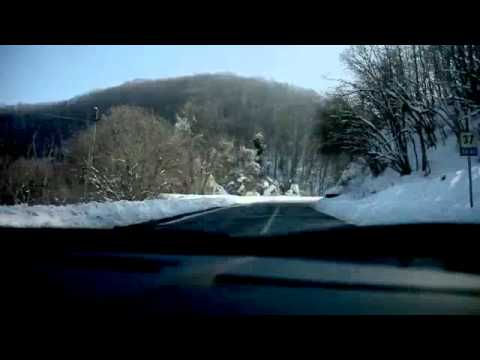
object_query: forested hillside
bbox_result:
[318,45,480,181]
[0,73,347,204]
[0,73,317,156]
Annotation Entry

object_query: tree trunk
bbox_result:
[418,128,430,175]
[411,134,419,171]
[273,150,278,179]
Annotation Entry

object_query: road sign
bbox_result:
[460,132,478,157]
[460,130,477,208]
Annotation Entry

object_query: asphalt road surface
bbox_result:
[155,201,349,237]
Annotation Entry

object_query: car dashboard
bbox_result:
[3,223,480,321]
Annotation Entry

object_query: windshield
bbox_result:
[0,45,479,231]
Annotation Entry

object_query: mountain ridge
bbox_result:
[0,73,323,160]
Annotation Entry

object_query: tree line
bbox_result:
[0,74,349,204]
[317,45,480,177]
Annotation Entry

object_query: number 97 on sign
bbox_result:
[460,132,478,157]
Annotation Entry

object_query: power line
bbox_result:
[35,112,95,124]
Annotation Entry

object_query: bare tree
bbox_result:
[67,106,183,201]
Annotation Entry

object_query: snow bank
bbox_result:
[316,134,480,225]
[0,195,320,229]
[0,197,236,229]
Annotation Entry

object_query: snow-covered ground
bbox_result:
[0,195,320,229]
[315,132,480,225]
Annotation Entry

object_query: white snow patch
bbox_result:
[315,134,480,225]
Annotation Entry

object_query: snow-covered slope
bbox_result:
[315,133,480,225]
[0,195,320,229]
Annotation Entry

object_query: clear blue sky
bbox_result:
[0,45,350,105]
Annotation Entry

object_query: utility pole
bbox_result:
[83,106,100,200]
[466,114,474,208]
[91,106,100,167]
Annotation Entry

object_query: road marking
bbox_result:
[260,206,280,235]
[157,205,244,226]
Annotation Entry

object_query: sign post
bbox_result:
[460,120,478,208]
[468,153,473,208]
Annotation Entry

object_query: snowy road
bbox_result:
[154,202,349,236]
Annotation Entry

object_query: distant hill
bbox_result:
[0,73,322,159]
